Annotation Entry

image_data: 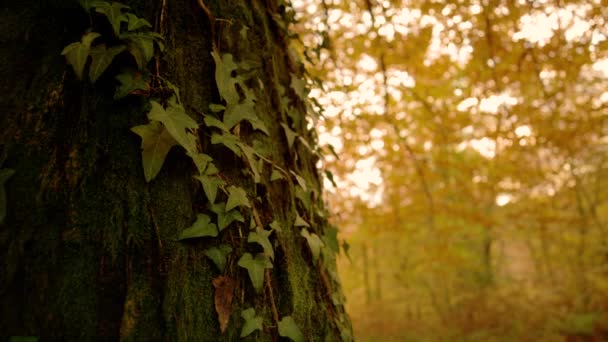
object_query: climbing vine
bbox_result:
[60,1,350,340]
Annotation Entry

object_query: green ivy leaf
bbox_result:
[187,152,214,175]
[131,121,177,182]
[240,308,263,337]
[114,69,149,99]
[291,171,308,191]
[204,245,232,272]
[248,229,274,259]
[211,51,239,105]
[269,220,282,232]
[210,202,245,231]
[290,74,309,103]
[278,316,304,342]
[209,103,226,113]
[226,186,250,212]
[271,169,285,181]
[324,170,337,187]
[204,115,229,131]
[61,32,101,80]
[193,175,224,203]
[223,100,269,135]
[122,32,158,69]
[237,143,261,183]
[301,228,324,261]
[211,133,241,156]
[0,168,15,224]
[126,13,152,31]
[88,44,125,83]
[237,253,272,292]
[323,226,340,254]
[148,100,198,153]
[94,2,129,36]
[178,214,218,240]
[294,213,309,228]
[281,123,298,149]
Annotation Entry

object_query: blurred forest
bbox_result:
[292,0,608,340]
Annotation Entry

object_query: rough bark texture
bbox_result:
[0,0,352,340]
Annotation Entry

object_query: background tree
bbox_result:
[0,0,351,340]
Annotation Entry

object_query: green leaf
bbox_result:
[269,220,282,232]
[114,69,149,99]
[301,228,323,261]
[61,32,100,80]
[226,186,250,212]
[291,172,307,191]
[88,44,125,83]
[323,226,340,254]
[187,152,214,175]
[281,123,298,149]
[123,32,156,69]
[324,170,337,187]
[237,143,261,183]
[271,169,285,181]
[211,51,239,104]
[223,101,269,135]
[178,214,218,240]
[278,316,304,342]
[209,103,226,113]
[193,175,224,203]
[0,168,15,224]
[204,245,232,272]
[148,100,198,153]
[248,229,274,259]
[131,121,177,182]
[294,213,309,228]
[204,115,229,131]
[211,133,241,156]
[237,253,272,292]
[126,13,152,31]
[210,202,245,231]
[240,308,263,337]
[290,74,309,102]
[94,2,129,36]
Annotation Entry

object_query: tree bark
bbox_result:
[0,0,352,340]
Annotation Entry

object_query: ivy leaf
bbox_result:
[237,253,272,292]
[131,121,177,182]
[148,100,198,153]
[240,308,263,337]
[126,13,152,31]
[211,202,245,231]
[178,214,218,240]
[271,169,285,181]
[88,44,125,83]
[79,0,98,12]
[290,74,309,102]
[301,228,324,261]
[212,276,235,333]
[209,103,226,113]
[294,213,310,228]
[0,168,15,224]
[226,186,250,212]
[223,101,269,135]
[193,175,224,203]
[278,316,305,342]
[248,229,274,259]
[281,123,298,149]
[342,240,352,262]
[94,2,129,36]
[61,32,100,80]
[204,115,229,132]
[114,69,149,99]
[211,133,241,156]
[291,171,308,191]
[122,32,157,69]
[187,152,214,175]
[323,226,340,254]
[204,245,232,273]
[237,143,261,183]
[269,220,282,232]
[324,170,337,188]
[211,51,239,105]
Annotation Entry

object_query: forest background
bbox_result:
[292,0,608,340]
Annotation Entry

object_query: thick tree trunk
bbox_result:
[0,0,351,340]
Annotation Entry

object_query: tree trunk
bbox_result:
[0,0,352,340]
